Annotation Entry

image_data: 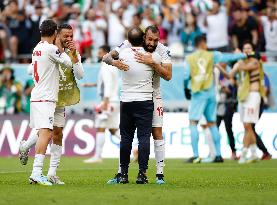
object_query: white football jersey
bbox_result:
[30,41,72,102]
[115,40,172,98]
[119,47,154,102]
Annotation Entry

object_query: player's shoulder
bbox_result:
[156,42,171,56]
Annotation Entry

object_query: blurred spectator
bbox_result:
[83,8,107,62]
[162,6,184,45]
[155,13,168,45]
[230,8,259,50]
[2,0,32,62]
[132,13,144,30]
[205,0,229,51]
[68,4,84,54]
[216,63,238,159]
[30,3,47,52]
[180,13,202,52]
[22,78,34,114]
[108,6,127,49]
[0,66,22,114]
[141,6,156,28]
[260,5,277,56]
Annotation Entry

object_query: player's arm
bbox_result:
[48,45,73,69]
[72,53,84,80]
[134,52,172,81]
[102,50,129,71]
[215,63,239,79]
[81,83,97,87]
[237,58,259,71]
[213,51,246,64]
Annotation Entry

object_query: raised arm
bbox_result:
[213,51,246,64]
[72,53,84,80]
[49,45,73,69]
[215,62,239,79]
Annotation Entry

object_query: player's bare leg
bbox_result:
[19,130,38,165]
[152,127,165,184]
[47,126,64,185]
[29,128,52,186]
[84,128,105,163]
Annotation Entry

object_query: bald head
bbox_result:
[127,27,144,47]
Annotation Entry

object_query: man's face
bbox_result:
[58,29,73,48]
[143,30,159,53]
[243,43,253,55]
[97,48,106,62]
[1,69,12,83]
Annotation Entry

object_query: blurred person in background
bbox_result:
[216,63,238,160]
[2,0,32,63]
[217,42,265,164]
[22,78,34,114]
[108,6,128,49]
[205,0,229,52]
[0,66,22,114]
[82,8,107,62]
[83,45,120,163]
[180,13,203,52]
[161,5,184,46]
[259,5,277,60]
[230,8,259,50]
[155,13,168,45]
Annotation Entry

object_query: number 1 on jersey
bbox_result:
[33,61,39,83]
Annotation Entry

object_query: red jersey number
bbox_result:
[33,61,39,83]
[157,107,163,116]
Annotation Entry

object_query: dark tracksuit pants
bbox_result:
[120,100,154,174]
[217,103,236,153]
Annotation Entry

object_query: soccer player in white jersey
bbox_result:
[19,24,83,185]
[104,26,172,184]
[28,20,78,186]
[82,45,120,163]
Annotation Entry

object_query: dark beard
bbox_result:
[143,42,157,53]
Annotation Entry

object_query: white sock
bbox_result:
[30,154,45,178]
[95,132,105,159]
[23,132,38,151]
[154,140,165,175]
[204,128,216,158]
[47,144,62,176]
[249,144,258,157]
[241,147,248,159]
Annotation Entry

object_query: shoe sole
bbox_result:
[29,178,52,186]
[136,180,148,184]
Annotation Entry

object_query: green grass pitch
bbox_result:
[0,157,276,205]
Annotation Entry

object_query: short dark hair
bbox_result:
[99,45,110,53]
[127,27,144,47]
[57,23,73,33]
[40,19,57,37]
[194,35,206,47]
[145,25,160,35]
[242,40,255,50]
